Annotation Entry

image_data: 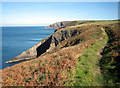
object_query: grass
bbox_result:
[73,38,108,86]
[66,20,118,29]
[56,26,103,50]
[100,25,119,86]
[2,20,119,86]
[64,28,108,86]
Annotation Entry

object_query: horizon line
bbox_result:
[1,19,119,27]
[1,25,48,27]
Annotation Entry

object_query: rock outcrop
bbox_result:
[6,38,47,63]
[3,20,119,86]
[6,28,78,63]
[44,21,71,29]
[6,20,104,63]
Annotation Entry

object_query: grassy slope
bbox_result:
[2,20,119,86]
[100,24,120,86]
[72,38,108,86]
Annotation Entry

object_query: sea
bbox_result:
[2,26,55,69]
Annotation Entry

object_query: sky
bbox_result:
[2,2,118,26]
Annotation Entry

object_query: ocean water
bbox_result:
[2,26,55,69]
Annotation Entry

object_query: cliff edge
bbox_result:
[6,20,89,63]
[3,20,119,86]
[6,26,79,63]
[6,20,118,63]
[44,21,71,29]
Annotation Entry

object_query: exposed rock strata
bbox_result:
[6,29,78,63]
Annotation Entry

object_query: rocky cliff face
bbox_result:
[6,28,79,63]
[7,20,114,63]
[44,21,71,29]
[6,38,47,63]
[3,20,119,86]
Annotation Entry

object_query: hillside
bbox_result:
[2,20,119,86]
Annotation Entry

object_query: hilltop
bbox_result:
[2,20,119,86]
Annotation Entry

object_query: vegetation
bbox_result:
[2,20,119,86]
[100,25,119,86]
[73,38,107,86]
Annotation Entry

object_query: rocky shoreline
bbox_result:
[6,20,118,63]
[6,23,79,63]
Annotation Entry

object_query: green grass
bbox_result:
[73,37,108,86]
[2,21,118,86]
[56,26,103,50]
[66,20,118,29]
[100,26,119,86]
[64,28,108,86]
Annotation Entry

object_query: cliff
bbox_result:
[6,26,78,63]
[3,20,119,86]
[44,21,71,29]
[6,20,91,63]
[44,21,86,30]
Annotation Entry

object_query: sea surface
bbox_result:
[2,26,55,69]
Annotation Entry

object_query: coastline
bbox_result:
[2,27,55,69]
